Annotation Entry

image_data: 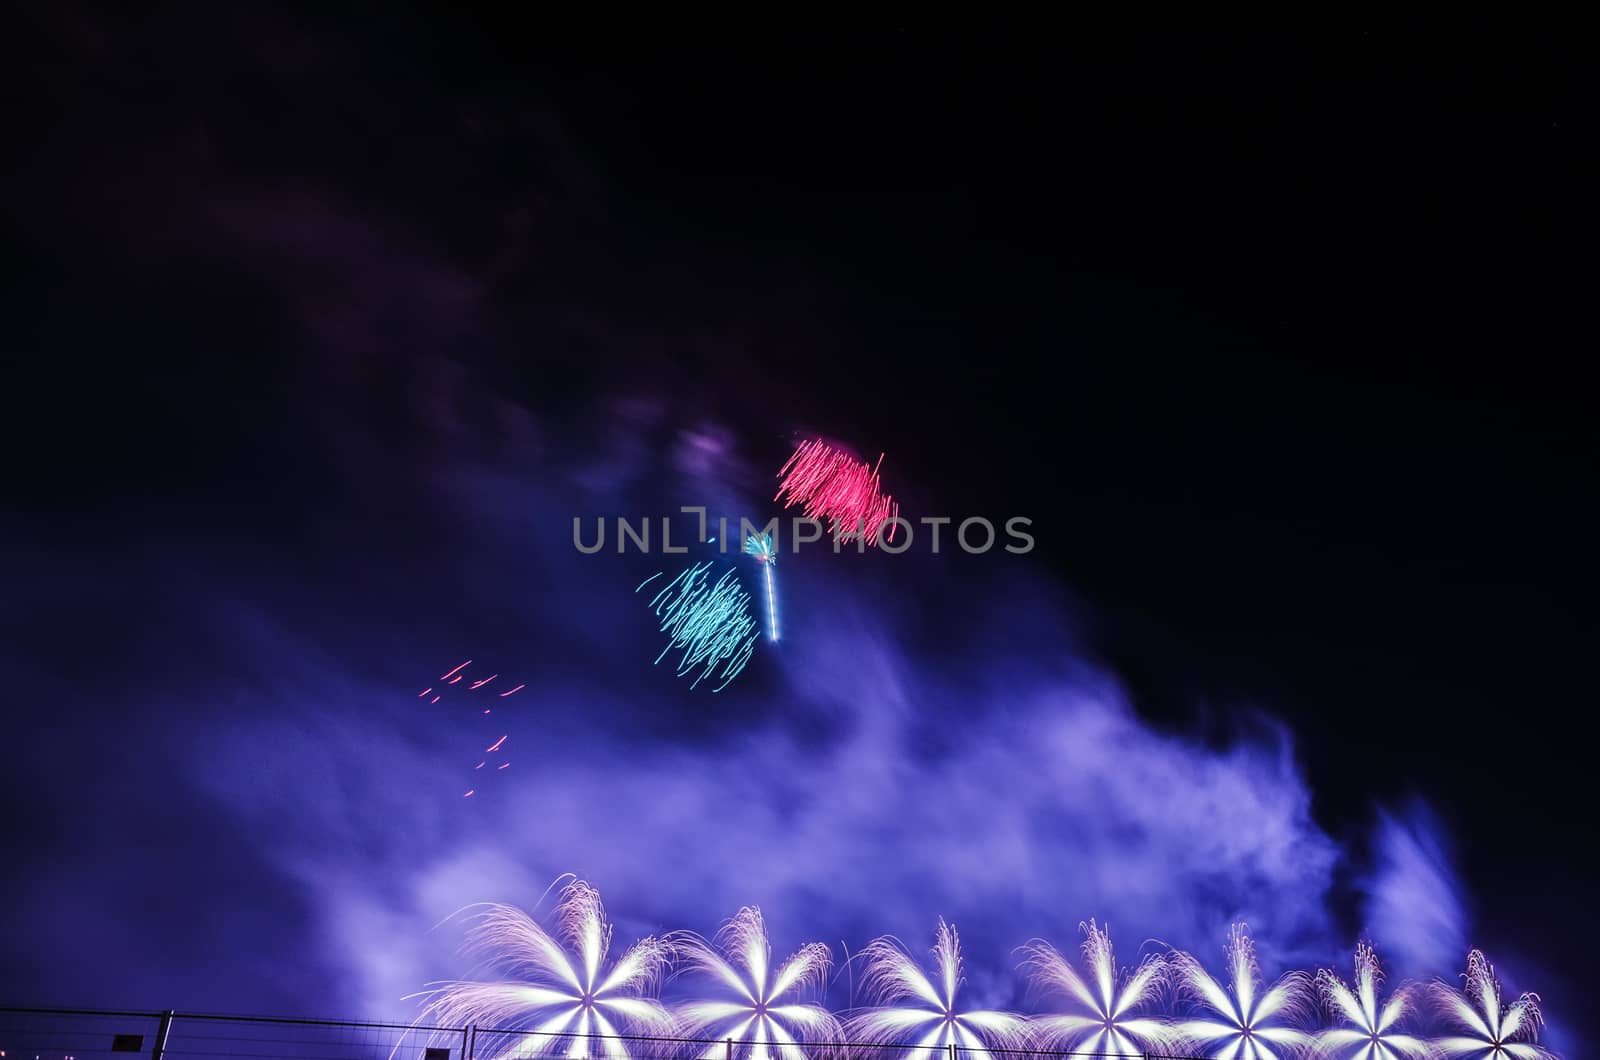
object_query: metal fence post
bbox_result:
[151,1011,174,1060]
[725,1037,733,1060]
[947,1044,956,1060]
[466,1026,476,1060]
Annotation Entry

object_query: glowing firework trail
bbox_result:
[471,674,498,690]
[487,735,508,753]
[415,881,672,1060]
[1171,925,1314,1060]
[1432,950,1549,1060]
[638,561,758,691]
[775,439,899,545]
[1021,920,1180,1055]
[501,684,525,697]
[674,906,839,1060]
[442,660,472,680]
[743,531,779,642]
[847,919,1027,1060]
[1316,943,1431,1060]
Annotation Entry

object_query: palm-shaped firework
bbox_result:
[1316,943,1432,1060]
[418,880,673,1060]
[1431,950,1549,1060]
[673,906,839,1060]
[1170,924,1314,1060]
[742,531,779,643]
[1021,919,1180,1056]
[847,919,1027,1060]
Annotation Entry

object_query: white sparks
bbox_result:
[1431,950,1550,1060]
[674,906,839,1060]
[1021,919,1181,1056]
[1316,943,1432,1060]
[846,920,1027,1060]
[416,881,673,1060]
[1171,924,1314,1060]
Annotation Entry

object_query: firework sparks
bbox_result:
[846,919,1027,1060]
[743,531,779,642]
[1021,919,1180,1056]
[1432,951,1549,1060]
[416,881,672,1060]
[419,661,525,793]
[1171,925,1314,1060]
[638,561,758,691]
[674,907,839,1060]
[1317,943,1431,1060]
[774,439,898,546]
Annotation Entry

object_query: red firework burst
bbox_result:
[774,439,900,544]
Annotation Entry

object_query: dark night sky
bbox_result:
[3,8,1596,1055]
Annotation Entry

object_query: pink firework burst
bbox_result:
[774,438,900,545]
[418,659,525,797]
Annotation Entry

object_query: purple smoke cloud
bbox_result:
[148,393,1360,1019]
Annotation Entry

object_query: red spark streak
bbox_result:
[499,684,524,697]
[464,789,475,797]
[775,439,899,544]
[474,761,485,769]
[431,695,441,704]
[418,688,432,697]
[447,674,463,684]
[497,762,510,770]
[441,660,472,680]
[469,674,498,689]
[486,734,508,752]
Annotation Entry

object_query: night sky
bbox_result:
[4,10,1595,1057]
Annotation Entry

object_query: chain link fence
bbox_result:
[2,1010,1195,1060]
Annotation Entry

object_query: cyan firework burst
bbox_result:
[637,561,759,691]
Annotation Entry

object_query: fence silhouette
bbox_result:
[0,1010,1205,1060]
